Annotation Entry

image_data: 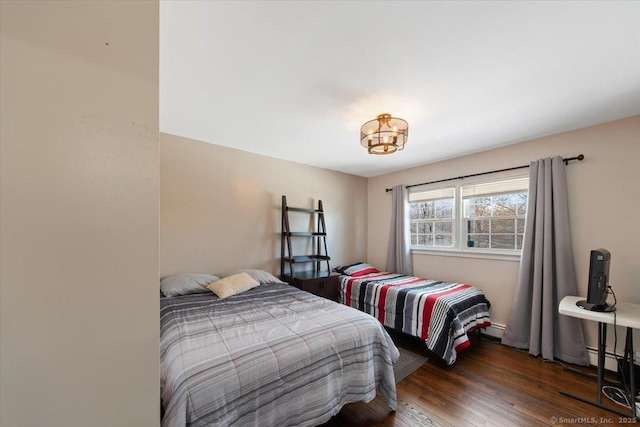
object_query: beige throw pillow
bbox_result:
[207,272,260,299]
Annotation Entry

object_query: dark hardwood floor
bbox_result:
[321,331,636,427]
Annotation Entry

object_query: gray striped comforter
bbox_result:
[161,283,399,427]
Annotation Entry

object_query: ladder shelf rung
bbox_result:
[283,255,331,263]
[287,207,323,214]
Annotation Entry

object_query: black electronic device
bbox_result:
[577,249,615,312]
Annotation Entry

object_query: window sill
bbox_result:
[411,247,521,262]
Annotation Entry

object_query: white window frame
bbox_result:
[409,186,455,249]
[409,172,529,261]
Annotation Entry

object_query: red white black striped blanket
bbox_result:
[340,271,491,365]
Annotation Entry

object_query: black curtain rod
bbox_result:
[385,154,585,192]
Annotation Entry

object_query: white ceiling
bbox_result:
[160,1,640,178]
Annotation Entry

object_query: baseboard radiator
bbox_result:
[479,323,633,372]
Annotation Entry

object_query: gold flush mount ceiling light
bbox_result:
[360,113,409,155]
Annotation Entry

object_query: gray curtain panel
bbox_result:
[502,156,589,365]
[386,185,413,276]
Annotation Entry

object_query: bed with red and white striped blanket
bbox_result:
[339,271,491,365]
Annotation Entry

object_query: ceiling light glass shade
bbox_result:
[360,113,409,155]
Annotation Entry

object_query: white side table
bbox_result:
[559,295,640,419]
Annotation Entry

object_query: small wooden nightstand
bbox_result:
[283,271,340,302]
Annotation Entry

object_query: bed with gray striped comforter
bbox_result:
[161,283,399,427]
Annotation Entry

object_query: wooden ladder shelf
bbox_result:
[280,195,331,278]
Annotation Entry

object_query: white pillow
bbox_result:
[207,272,260,299]
[160,273,220,297]
[220,269,286,284]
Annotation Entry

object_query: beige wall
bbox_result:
[1,2,159,427]
[160,133,368,278]
[368,116,640,349]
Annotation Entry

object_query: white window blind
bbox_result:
[461,177,529,198]
[409,186,455,202]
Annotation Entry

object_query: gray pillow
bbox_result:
[220,269,286,284]
[160,273,220,297]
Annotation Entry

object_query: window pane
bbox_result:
[410,204,419,220]
[492,194,517,216]
[516,219,525,233]
[517,202,527,215]
[434,199,453,219]
[419,203,429,219]
[417,235,427,246]
[413,203,421,219]
[516,235,524,249]
[469,234,490,248]
[425,235,435,247]
[516,193,527,215]
[435,221,452,233]
[491,219,515,233]
[492,235,515,249]
[435,235,452,247]
[469,200,491,217]
[411,235,417,245]
[423,202,434,219]
[468,219,490,233]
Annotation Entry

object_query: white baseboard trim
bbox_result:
[586,347,620,372]
[478,323,620,372]
[481,323,505,339]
